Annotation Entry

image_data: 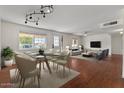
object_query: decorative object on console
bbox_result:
[25,5,54,25]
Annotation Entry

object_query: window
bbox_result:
[54,36,59,47]
[72,39,78,48]
[19,32,47,49]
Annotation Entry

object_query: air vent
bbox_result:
[100,19,121,28]
[103,20,118,26]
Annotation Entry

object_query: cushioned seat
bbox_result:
[52,52,71,77]
[54,60,67,65]
[15,54,40,87]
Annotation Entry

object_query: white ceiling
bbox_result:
[0,5,124,35]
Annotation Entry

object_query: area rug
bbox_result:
[70,55,97,62]
[10,62,79,88]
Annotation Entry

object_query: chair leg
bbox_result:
[63,65,65,78]
[68,63,71,73]
[39,62,42,71]
[33,76,35,83]
[22,78,25,88]
[15,68,18,77]
[16,70,20,81]
[37,75,40,88]
[19,77,22,88]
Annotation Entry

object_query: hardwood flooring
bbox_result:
[0,65,16,83]
[0,54,123,88]
[62,54,124,88]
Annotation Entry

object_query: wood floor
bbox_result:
[0,54,123,88]
[0,65,16,83]
[62,54,124,88]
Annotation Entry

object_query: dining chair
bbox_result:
[45,50,60,69]
[53,51,71,77]
[15,54,40,88]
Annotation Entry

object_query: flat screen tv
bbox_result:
[90,41,101,48]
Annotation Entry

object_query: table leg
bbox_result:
[39,62,41,71]
[45,61,52,74]
[44,59,52,74]
[43,54,52,74]
[43,62,45,70]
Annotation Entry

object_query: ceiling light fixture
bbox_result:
[25,5,54,25]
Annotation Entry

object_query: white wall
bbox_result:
[82,33,111,55]
[122,27,124,78]
[120,9,124,78]
[0,19,1,70]
[122,12,124,78]
[111,34,123,55]
[1,21,82,52]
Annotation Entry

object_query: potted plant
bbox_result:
[1,47,14,66]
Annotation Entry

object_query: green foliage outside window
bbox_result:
[20,36,33,44]
[19,33,47,49]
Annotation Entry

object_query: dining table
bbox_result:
[25,51,62,74]
[25,52,53,74]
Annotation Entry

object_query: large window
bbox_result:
[19,32,47,49]
[54,36,59,47]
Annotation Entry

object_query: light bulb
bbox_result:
[25,21,27,24]
[36,22,38,25]
[47,9,50,13]
[29,16,32,19]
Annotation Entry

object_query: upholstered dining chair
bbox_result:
[45,50,60,69]
[53,51,71,77]
[15,54,40,88]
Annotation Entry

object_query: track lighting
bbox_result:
[29,16,32,19]
[36,22,38,25]
[25,21,27,24]
[43,13,45,18]
[25,5,54,25]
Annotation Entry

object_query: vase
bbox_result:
[4,59,13,66]
[39,49,44,55]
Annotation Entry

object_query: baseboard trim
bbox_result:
[112,54,123,56]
